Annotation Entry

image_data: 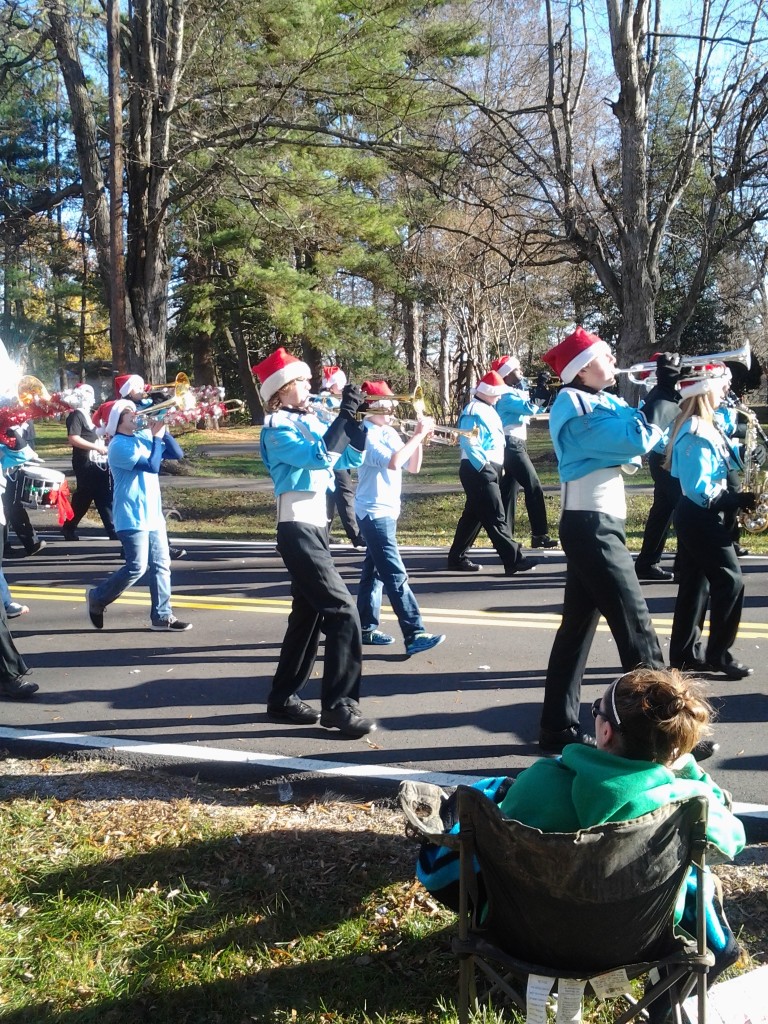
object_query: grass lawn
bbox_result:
[0,757,764,1024]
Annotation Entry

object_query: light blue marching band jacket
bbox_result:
[495,387,541,441]
[669,417,741,509]
[260,408,364,498]
[457,399,506,471]
[549,388,669,519]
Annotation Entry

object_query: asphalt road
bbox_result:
[2,514,767,823]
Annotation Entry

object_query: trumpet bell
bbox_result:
[149,372,191,396]
[17,375,51,403]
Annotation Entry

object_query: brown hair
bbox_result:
[609,667,713,763]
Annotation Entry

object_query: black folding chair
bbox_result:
[452,786,713,1024]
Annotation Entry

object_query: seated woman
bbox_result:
[418,668,745,983]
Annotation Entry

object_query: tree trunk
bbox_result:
[224,326,262,424]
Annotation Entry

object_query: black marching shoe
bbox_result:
[505,555,537,575]
[320,701,377,738]
[635,563,675,582]
[734,543,750,557]
[62,526,80,541]
[539,726,596,754]
[266,697,320,725]
[531,534,558,549]
[447,557,481,572]
[0,674,39,700]
[691,739,719,762]
[711,657,753,680]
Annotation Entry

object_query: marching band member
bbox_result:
[355,380,445,656]
[318,365,364,549]
[255,347,376,738]
[62,384,116,543]
[446,370,536,574]
[537,327,685,754]
[491,354,558,549]
[0,439,38,700]
[85,400,191,633]
[666,366,755,678]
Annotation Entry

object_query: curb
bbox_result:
[2,727,767,841]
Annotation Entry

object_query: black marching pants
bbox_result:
[635,450,682,572]
[500,438,548,537]
[326,469,362,546]
[2,474,39,553]
[448,461,521,569]
[269,521,362,710]
[541,510,665,732]
[670,497,744,666]
[69,461,115,536]
[0,525,29,683]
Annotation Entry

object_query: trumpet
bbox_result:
[395,417,479,446]
[614,343,751,385]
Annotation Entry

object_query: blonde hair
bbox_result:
[610,668,713,763]
[663,391,718,472]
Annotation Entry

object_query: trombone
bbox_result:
[148,372,191,394]
[614,343,751,385]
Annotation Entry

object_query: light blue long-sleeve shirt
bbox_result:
[669,418,740,508]
[496,389,540,435]
[108,429,184,531]
[457,398,505,471]
[549,387,667,482]
[260,408,363,496]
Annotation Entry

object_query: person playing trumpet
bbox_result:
[666,365,755,679]
[446,370,536,574]
[255,347,376,738]
[355,380,446,657]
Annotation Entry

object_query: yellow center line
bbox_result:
[10,584,768,639]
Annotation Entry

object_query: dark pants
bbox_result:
[326,469,362,545]
[541,510,665,732]
[635,450,681,572]
[670,498,745,665]
[500,438,548,538]
[69,461,115,536]
[2,473,40,554]
[0,525,29,683]
[448,461,522,570]
[269,521,362,710]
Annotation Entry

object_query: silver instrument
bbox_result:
[614,343,751,385]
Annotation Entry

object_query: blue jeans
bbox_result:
[0,568,11,609]
[90,528,172,624]
[356,514,423,640]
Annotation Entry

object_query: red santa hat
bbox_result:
[490,354,521,379]
[472,370,511,398]
[92,399,116,431]
[252,347,311,403]
[115,373,148,398]
[677,363,730,400]
[105,399,136,438]
[542,327,611,384]
[361,379,397,410]
[322,365,347,392]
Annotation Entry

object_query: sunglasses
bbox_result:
[591,696,622,731]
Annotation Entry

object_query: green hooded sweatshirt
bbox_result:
[498,745,745,861]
